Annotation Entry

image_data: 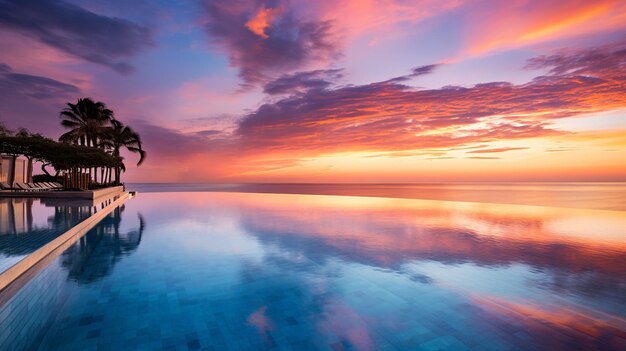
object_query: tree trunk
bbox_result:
[9,155,17,186]
[41,163,52,177]
[26,157,33,183]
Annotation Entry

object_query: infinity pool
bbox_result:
[0,197,109,274]
[1,192,625,350]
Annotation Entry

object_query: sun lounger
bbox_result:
[29,182,51,191]
[0,181,15,190]
[34,182,52,190]
[13,182,32,191]
[31,183,50,191]
[15,182,46,192]
[43,182,62,190]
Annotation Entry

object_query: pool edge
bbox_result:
[0,192,132,293]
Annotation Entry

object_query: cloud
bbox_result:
[200,0,340,87]
[131,120,228,158]
[468,147,528,154]
[525,40,626,76]
[245,7,281,39]
[460,0,626,57]
[263,69,343,95]
[0,0,153,74]
[313,0,461,41]
[385,64,441,83]
[235,41,626,156]
[194,129,223,137]
[0,63,80,99]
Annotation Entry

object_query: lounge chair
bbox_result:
[15,182,45,192]
[37,183,53,190]
[42,182,61,190]
[31,183,50,191]
[28,182,50,191]
[0,181,15,190]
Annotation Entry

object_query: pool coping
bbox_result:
[0,186,124,199]
[0,192,132,292]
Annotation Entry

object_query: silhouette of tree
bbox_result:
[56,97,145,185]
[60,206,145,284]
[59,98,113,148]
[101,119,146,184]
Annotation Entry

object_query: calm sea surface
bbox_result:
[128,182,626,211]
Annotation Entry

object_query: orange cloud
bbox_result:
[237,41,626,157]
[245,7,280,39]
[314,0,460,37]
[126,41,626,182]
[461,0,626,57]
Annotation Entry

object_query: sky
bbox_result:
[0,0,625,183]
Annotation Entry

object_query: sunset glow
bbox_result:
[0,0,624,182]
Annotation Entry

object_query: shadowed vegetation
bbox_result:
[58,98,146,185]
[0,97,145,189]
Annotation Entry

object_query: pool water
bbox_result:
[1,192,625,350]
[0,197,112,274]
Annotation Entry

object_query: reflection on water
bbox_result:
[0,197,103,273]
[128,182,626,211]
[60,204,145,284]
[1,192,625,350]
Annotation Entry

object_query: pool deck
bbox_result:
[0,185,124,199]
[0,191,132,292]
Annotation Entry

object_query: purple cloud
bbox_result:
[263,69,342,95]
[525,39,626,76]
[0,63,80,99]
[0,0,153,74]
[385,64,441,84]
[200,0,340,87]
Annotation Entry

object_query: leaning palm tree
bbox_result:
[100,119,146,185]
[59,98,113,147]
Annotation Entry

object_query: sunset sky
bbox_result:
[0,0,625,182]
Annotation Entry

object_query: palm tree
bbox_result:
[59,98,113,147]
[100,119,146,185]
